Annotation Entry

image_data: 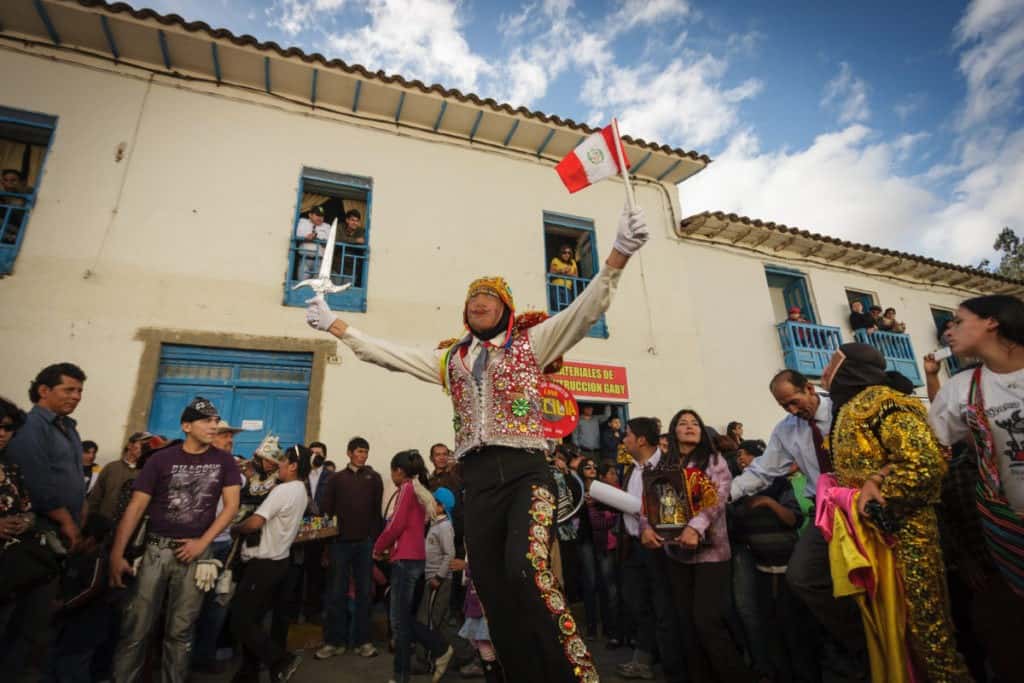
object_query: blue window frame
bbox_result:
[284,168,372,311]
[543,211,607,339]
[845,288,876,312]
[765,265,818,323]
[1,105,57,276]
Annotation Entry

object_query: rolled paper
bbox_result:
[589,480,642,515]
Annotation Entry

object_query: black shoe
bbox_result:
[270,653,302,683]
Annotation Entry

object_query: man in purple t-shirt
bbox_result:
[109,397,241,683]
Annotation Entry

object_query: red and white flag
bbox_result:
[555,124,631,193]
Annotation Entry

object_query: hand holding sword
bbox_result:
[294,218,351,331]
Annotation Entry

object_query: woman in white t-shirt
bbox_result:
[926,294,1024,601]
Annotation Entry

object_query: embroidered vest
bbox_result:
[448,331,548,458]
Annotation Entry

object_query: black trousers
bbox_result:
[621,543,686,682]
[667,560,754,683]
[461,446,597,683]
[230,558,291,674]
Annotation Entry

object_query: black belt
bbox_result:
[146,535,184,549]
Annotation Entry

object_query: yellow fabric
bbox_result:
[828,497,911,683]
[548,257,578,289]
[832,386,972,682]
[299,192,331,214]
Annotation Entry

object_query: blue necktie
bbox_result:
[472,343,490,383]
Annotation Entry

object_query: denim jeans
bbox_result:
[324,539,374,647]
[113,541,212,683]
[732,545,772,676]
[579,541,618,637]
[389,560,424,681]
[192,539,232,663]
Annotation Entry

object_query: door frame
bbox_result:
[126,328,337,448]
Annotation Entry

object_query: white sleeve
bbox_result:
[295,219,313,238]
[254,486,287,521]
[530,266,623,369]
[341,327,444,386]
[927,377,970,447]
[730,428,793,500]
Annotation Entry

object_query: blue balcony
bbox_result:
[285,240,368,311]
[1,191,32,275]
[854,329,924,387]
[776,321,842,377]
[546,273,607,338]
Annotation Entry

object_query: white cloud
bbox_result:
[582,56,762,148]
[268,0,347,37]
[954,0,1024,128]
[326,0,492,91]
[609,0,692,31]
[821,62,871,124]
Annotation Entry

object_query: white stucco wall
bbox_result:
[0,46,989,471]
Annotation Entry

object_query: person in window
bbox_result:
[548,244,579,311]
[339,209,366,245]
[1,169,30,245]
[878,307,907,333]
[848,300,877,333]
[294,205,330,280]
[786,306,812,347]
[338,209,367,288]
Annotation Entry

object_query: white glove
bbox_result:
[194,558,223,592]
[612,205,649,256]
[305,295,338,332]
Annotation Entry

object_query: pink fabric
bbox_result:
[373,481,426,561]
[815,473,874,595]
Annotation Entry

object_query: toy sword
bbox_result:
[292,217,352,295]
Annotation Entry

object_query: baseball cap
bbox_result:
[788,306,801,314]
[127,431,154,443]
[180,396,219,423]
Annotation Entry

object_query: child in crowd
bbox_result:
[458,563,502,683]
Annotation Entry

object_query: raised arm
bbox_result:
[730,428,793,501]
[304,298,442,386]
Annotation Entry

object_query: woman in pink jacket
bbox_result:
[373,450,447,683]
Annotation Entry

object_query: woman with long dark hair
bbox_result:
[823,342,969,681]
[927,294,1024,681]
[372,450,451,683]
[657,409,753,682]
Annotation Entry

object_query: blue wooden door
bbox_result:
[783,278,817,323]
[147,345,312,457]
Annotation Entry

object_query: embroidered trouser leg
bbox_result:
[895,508,971,682]
[461,446,598,683]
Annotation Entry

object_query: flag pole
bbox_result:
[612,117,636,212]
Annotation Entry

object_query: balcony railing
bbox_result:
[776,321,842,377]
[284,240,369,311]
[546,273,607,338]
[854,329,924,387]
[1,191,33,274]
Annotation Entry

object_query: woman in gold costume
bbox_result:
[821,343,970,682]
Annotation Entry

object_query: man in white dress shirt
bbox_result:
[304,205,648,683]
[731,369,866,678]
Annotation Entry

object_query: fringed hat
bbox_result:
[463,276,515,318]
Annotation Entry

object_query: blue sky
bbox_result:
[146,0,1023,266]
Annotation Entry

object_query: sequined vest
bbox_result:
[448,331,548,458]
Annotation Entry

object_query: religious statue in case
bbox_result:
[641,465,719,539]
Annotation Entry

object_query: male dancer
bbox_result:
[305,205,647,682]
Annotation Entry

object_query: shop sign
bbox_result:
[550,361,629,401]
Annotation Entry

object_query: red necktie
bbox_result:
[807,418,833,474]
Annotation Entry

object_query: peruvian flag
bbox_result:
[555,123,631,193]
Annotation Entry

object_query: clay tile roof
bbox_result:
[73,0,711,164]
[681,211,1024,289]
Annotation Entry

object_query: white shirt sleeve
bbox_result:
[530,266,623,370]
[254,484,288,522]
[341,327,444,386]
[730,427,794,500]
[295,218,314,239]
[927,376,970,447]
